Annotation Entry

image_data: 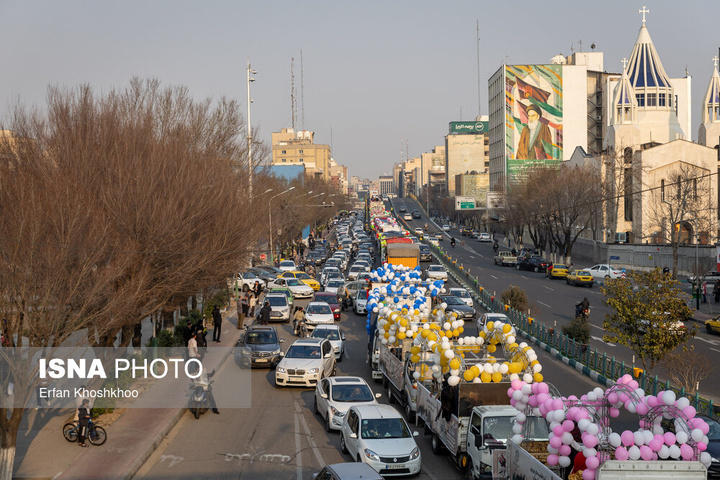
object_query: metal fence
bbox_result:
[425,240,719,418]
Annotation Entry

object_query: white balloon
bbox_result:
[413,371,421,380]
[608,432,622,448]
[701,452,712,467]
[533,364,542,373]
[578,419,591,431]
[691,429,704,442]
[586,423,599,436]
[512,423,523,434]
[558,456,571,468]
[662,390,676,405]
[675,431,688,445]
[523,373,533,383]
[628,446,641,460]
[676,397,690,410]
[658,445,670,459]
[516,412,527,423]
[511,434,523,445]
[668,445,681,459]
[642,429,654,445]
[521,384,532,395]
[447,375,460,386]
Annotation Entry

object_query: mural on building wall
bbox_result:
[505,65,563,182]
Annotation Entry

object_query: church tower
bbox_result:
[606,7,685,152]
[699,58,720,149]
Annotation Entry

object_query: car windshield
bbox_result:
[295,273,311,280]
[356,290,367,300]
[327,280,344,287]
[350,266,363,272]
[246,331,277,344]
[315,295,337,304]
[286,278,303,286]
[577,271,591,276]
[285,345,321,358]
[243,272,259,279]
[554,264,568,269]
[280,261,295,268]
[361,418,411,439]
[267,296,287,307]
[451,290,470,298]
[307,304,332,315]
[429,266,445,272]
[442,296,465,305]
[312,328,340,341]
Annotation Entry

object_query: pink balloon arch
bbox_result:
[507,374,712,480]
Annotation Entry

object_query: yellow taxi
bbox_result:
[705,315,720,335]
[547,263,569,279]
[279,270,321,291]
[566,269,594,287]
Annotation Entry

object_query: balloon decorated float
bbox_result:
[506,374,712,479]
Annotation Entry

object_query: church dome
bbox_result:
[624,16,674,110]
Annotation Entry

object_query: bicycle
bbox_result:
[62,418,107,446]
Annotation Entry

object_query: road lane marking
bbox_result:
[491,275,498,279]
[543,285,554,291]
[591,335,616,347]
[711,348,720,354]
[295,400,325,468]
[538,301,552,308]
[294,405,303,479]
[695,336,720,346]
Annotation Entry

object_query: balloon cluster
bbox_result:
[506,374,712,480]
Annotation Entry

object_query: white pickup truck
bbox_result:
[493,251,517,266]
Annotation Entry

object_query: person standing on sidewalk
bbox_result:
[212,305,222,342]
[187,330,199,361]
[77,399,91,447]
[714,279,720,303]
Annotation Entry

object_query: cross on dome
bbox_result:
[622,58,628,70]
[639,6,650,25]
[714,56,719,70]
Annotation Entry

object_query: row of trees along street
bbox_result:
[0,78,348,479]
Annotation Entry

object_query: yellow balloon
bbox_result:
[487,344,496,353]
[384,332,390,339]
[478,331,486,339]
[471,345,481,353]
[420,364,429,373]
[480,371,491,383]
[487,356,497,364]
[470,365,481,376]
[449,358,461,370]
[492,372,503,383]
[486,321,494,331]
[534,373,544,383]
[411,346,421,354]
[397,332,406,340]
[400,318,408,327]
[509,362,521,374]
[452,329,459,337]
[503,324,512,334]
[463,369,475,381]
[421,330,430,339]
[458,326,464,334]
[410,354,420,363]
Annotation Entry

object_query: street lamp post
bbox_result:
[247,59,257,198]
[269,186,295,264]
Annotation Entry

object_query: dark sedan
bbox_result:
[314,292,342,321]
[515,257,550,273]
[439,295,476,320]
[234,325,284,368]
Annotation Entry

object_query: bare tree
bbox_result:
[662,346,715,395]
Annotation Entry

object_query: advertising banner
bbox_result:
[505,65,563,183]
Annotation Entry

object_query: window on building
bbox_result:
[661,179,665,201]
[624,168,633,221]
[299,150,304,154]
[623,147,633,164]
[636,93,645,107]
[694,178,698,200]
[299,159,304,163]
[281,150,286,154]
[659,93,666,106]
[282,159,286,163]
[647,93,657,107]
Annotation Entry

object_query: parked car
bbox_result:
[448,287,473,307]
[442,224,451,232]
[425,264,448,280]
[439,295,476,320]
[515,256,549,273]
[493,251,517,266]
[340,404,422,476]
[477,232,492,242]
[234,325,284,368]
[546,263,569,279]
[566,269,594,287]
[275,338,336,387]
[278,260,297,272]
[267,277,314,298]
[266,287,294,309]
[477,312,512,330]
[706,315,720,334]
[315,292,342,321]
[304,301,335,332]
[403,213,412,221]
[259,293,292,323]
[232,271,267,292]
[314,376,381,432]
[311,325,346,361]
[687,271,720,283]
[587,264,625,281]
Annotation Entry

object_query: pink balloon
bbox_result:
[559,445,571,456]
[584,435,598,448]
[697,441,707,452]
[582,469,596,480]
[647,396,659,407]
[511,379,523,390]
[648,439,663,452]
[607,392,619,404]
[538,382,549,394]
[562,420,575,432]
[610,407,620,418]
[547,454,559,466]
[680,443,694,460]
[636,403,649,415]
[536,393,549,405]
[615,446,629,460]
[683,405,697,418]
[550,436,563,449]
[507,388,514,398]
[620,374,632,383]
[510,398,517,407]
[664,432,676,446]
[553,425,564,437]
[628,380,639,390]
[585,456,600,469]
[552,398,563,410]
[640,445,653,461]
[621,430,635,447]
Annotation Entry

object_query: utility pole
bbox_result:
[476,20,481,117]
[247,58,257,198]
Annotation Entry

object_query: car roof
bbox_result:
[292,337,325,346]
[323,463,383,479]
[314,324,340,332]
[352,403,403,419]
[483,313,510,319]
[246,325,277,332]
[308,301,333,307]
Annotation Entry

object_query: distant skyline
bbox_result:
[1,1,718,179]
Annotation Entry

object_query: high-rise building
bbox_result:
[271,128,331,181]
[445,119,489,198]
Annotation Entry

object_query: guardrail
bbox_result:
[422,237,719,417]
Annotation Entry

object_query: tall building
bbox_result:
[699,60,720,148]
[378,175,394,196]
[445,119,489,198]
[271,128,331,181]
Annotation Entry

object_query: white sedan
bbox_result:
[340,404,421,476]
[442,224,451,232]
[425,265,448,280]
[448,287,473,307]
[266,277,314,298]
[278,260,297,272]
[587,264,625,281]
[304,301,335,332]
[314,376,381,431]
[275,338,336,387]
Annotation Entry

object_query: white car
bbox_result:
[232,272,266,292]
[321,266,341,286]
[311,325,346,361]
[275,338,336,387]
[477,312,511,331]
[340,404,421,476]
[347,265,365,281]
[478,232,492,242]
[588,264,625,281]
[304,301,335,332]
[354,260,371,272]
[413,227,424,235]
[448,287,473,307]
[403,213,412,221]
[314,376,381,431]
[425,265,448,280]
[263,293,291,323]
[324,278,345,295]
[278,260,297,272]
[442,224,451,232]
[354,289,368,315]
[267,277,314,299]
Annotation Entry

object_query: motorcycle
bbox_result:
[189,369,215,419]
[575,306,590,321]
[492,241,499,253]
[450,238,456,247]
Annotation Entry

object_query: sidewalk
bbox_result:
[14,306,246,480]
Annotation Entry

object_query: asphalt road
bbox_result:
[392,197,720,402]
[135,223,615,480]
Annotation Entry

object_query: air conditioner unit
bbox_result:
[615,232,627,243]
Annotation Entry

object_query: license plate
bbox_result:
[253,358,267,363]
[290,376,303,380]
[385,464,406,470]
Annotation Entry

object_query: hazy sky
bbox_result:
[1,1,718,180]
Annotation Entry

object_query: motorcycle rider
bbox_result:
[492,239,499,253]
[450,237,456,247]
[424,223,428,231]
[293,306,306,336]
[191,364,219,414]
[575,297,590,319]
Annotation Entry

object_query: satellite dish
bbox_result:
[591,43,596,50]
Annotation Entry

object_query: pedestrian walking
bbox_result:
[248,293,257,317]
[702,281,708,304]
[714,280,720,303]
[662,265,670,275]
[187,330,199,360]
[259,301,272,325]
[77,399,91,447]
[183,320,194,346]
[212,305,222,342]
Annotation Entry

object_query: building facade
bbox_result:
[445,119,489,198]
[271,128,332,181]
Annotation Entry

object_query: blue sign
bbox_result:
[610,256,620,260]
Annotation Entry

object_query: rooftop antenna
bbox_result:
[476,19,481,117]
[578,39,583,52]
[290,58,296,130]
[300,50,305,131]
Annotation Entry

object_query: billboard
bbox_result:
[449,121,489,134]
[505,65,563,183]
[455,196,477,210]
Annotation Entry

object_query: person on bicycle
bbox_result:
[77,399,91,447]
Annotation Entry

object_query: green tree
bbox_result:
[602,268,695,373]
